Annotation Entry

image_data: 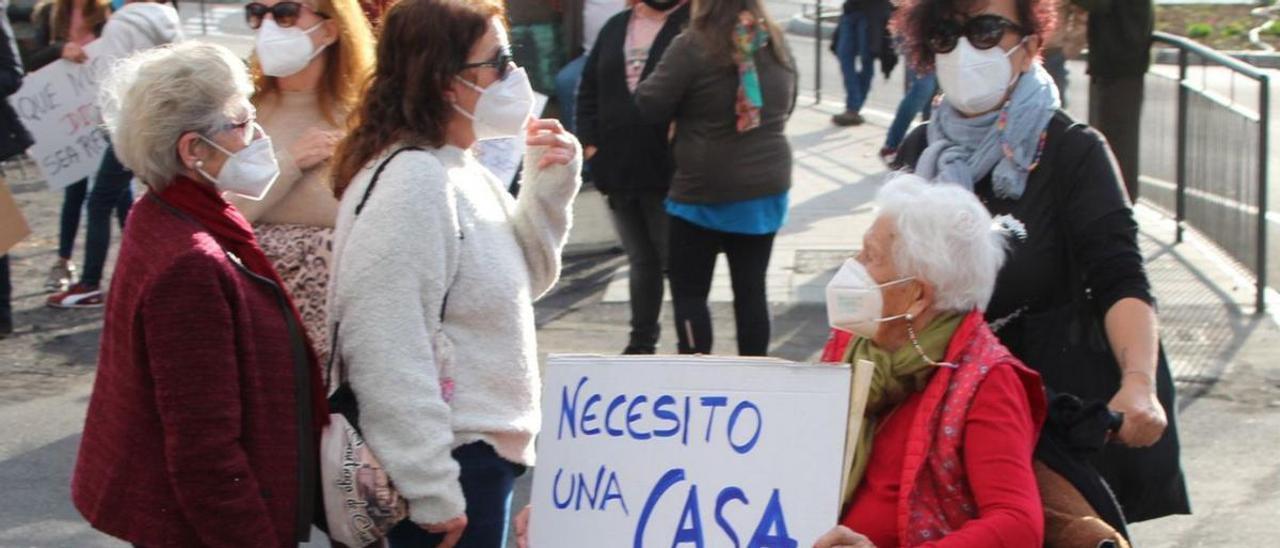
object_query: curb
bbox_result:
[785,13,838,40]
[1153,47,1280,70]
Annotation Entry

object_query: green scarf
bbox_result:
[841,312,965,505]
[732,11,766,132]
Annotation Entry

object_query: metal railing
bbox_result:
[1143,32,1271,313]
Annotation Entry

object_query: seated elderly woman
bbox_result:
[814,174,1046,548]
[70,42,327,547]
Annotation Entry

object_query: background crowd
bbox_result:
[0,0,1186,547]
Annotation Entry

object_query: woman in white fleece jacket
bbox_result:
[326,0,580,546]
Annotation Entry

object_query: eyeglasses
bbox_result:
[461,47,515,81]
[216,118,261,146]
[927,14,1026,54]
[245,2,329,30]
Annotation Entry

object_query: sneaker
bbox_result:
[45,260,76,293]
[832,111,865,127]
[47,283,104,309]
[878,146,898,167]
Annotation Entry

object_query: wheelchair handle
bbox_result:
[1107,411,1125,434]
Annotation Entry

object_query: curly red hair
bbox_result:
[891,0,1058,73]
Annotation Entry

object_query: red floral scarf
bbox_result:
[901,312,1042,545]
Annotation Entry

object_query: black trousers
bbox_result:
[58,176,129,261]
[0,254,10,321]
[81,144,134,287]
[666,216,775,356]
[1089,75,1145,202]
[607,192,669,351]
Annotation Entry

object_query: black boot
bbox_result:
[622,344,656,355]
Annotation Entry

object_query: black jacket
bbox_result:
[1073,0,1154,78]
[576,5,689,196]
[896,112,1190,523]
[1,6,33,163]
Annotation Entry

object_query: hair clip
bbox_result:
[991,214,1027,242]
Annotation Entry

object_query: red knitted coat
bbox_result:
[72,187,317,547]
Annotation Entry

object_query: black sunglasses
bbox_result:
[927,14,1027,54]
[245,2,329,30]
[461,47,515,81]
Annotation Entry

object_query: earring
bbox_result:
[194,159,204,169]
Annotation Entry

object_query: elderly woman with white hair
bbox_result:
[70,41,328,547]
[814,174,1046,548]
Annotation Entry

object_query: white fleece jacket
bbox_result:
[327,142,580,524]
[97,3,184,60]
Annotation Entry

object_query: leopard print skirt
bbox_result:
[256,223,334,366]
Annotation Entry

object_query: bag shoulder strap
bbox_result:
[355,146,424,215]
[328,146,463,389]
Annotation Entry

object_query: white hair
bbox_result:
[99,42,253,190]
[876,173,1010,312]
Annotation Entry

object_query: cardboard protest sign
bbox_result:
[530,354,865,547]
[0,177,31,254]
[7,41,112,190]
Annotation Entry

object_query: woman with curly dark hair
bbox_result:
[817,0,1187,545]
[326,0,581,545]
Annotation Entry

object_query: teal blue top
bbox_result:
[665,192,789,235]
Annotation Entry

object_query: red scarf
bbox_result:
[155,176,329,432]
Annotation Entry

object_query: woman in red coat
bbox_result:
[815,174,1046,548]
[70,41,327,547]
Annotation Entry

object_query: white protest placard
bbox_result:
[530,354,853,547]
[474,92,550,188]
[7,41,113,190]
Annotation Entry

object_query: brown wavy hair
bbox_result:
[891,0,1057,73]
[331,0,504,198]
[250,0,377,126]
[689,0,791,67]
[46,0,112,41]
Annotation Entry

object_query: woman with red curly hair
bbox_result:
[817,0,1187,546]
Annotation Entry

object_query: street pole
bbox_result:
[814,1,823,104]
[200,0,208,36]
[1256,72,1269,314]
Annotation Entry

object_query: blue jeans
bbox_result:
[885,69,938,150]
[835,12,876,113]
[386,442,524,548]
[555,55,587,133]
[80,145,134,287]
